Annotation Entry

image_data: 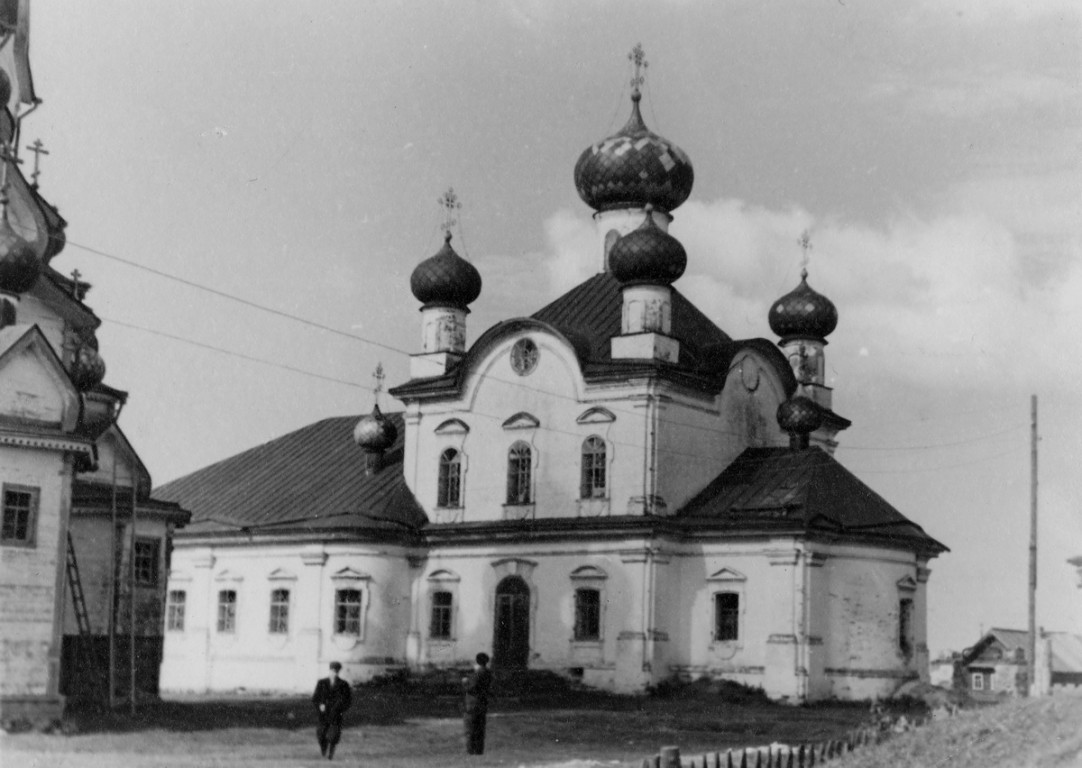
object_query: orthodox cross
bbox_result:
[629,43,648,96]
[798,229,812,279]
[26,139,48,187]
[372,362,385,406]
[438,187,461,237]
[69,269,82,300]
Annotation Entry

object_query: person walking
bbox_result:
[462,652,493,755]
[312,661,352,760]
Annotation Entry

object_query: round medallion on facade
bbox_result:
[768,271,838,342]
[510,338,538,376]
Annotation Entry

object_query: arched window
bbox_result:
[437,448,462,508]
[580,436,606,499]
[506,442,532,505]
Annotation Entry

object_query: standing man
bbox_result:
[312,661,352,760]
[462,652,493,755]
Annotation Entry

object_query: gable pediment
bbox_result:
[896,575,918,593]
[708,567,747,583]
[427,568,461,583]
[268,568,297,581]
[331,567,371,582]
[502,412,540,430]
[434,418,470,435]
[577,407,616,424]
[0,325,79,431]
[215,569,243,582]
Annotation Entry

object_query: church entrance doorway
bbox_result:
[493,576,530,669]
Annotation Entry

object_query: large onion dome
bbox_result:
[574,90,694,214]
[0,211,41,295]
[409,231,482,310]
[609,209,687,286]
[768,270,838,342]
[777,395,823,437]
[353,403,397,454]
[69,344,106,391]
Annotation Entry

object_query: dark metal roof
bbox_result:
[678,446,947,555]
[391,272,796,400]
[154,413,426,539]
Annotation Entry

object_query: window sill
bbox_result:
[577,498,610,517]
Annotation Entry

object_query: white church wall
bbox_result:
[12,295,67,360]
[161,540,417,694]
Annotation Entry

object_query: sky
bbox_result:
[22,0,1081,656]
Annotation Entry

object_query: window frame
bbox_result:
[1,484,39,547]
[971,671,984,691]
[580,436,607,500]
[133,537,161,586]
[216,589,237,634]
[429,590,454,640]
[437,448,462,508]
[898,597,914,657]
[573,587,602,641]
[334,588,364,636]
[714,592,740,642]
[269,588,290,634]
[166,589,186,632]
[506,441,532,505]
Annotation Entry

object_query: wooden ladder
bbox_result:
[66,531,106,701]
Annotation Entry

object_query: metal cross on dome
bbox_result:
[798,229,813,279]
[70,269,82,300]
[26,139,48,187]
[372,362,385,406]
[629,43,648,95]
[438,187,461,237]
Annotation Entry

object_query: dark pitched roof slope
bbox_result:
[678,446,946,555]
[154,413,426,537]
[391,271,796,399]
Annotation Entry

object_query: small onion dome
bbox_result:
[0,212,42,295]
[609,210,687,286]
[768,270,838,342]
[0,68,11,107]
[777,395,824,436]
[409,231,482,310]
[574,92,694,214]
[69,344,106,392]
[353,404,397,454]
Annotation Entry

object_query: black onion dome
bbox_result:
[70,345,106,392]
[574,92,694,214]
[609,211,687,286]
[777,396,824,436]
[0,213,41,295]
[768,271,838,341]
[353,404,398,454]
[409,232,482,309]
[0,68,11,108]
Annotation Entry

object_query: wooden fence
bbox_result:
[641,715,929,768]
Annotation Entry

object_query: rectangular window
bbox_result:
[972,672,984,691]
[506,443,532,505]
[134,538,160,586]
[574,588,601,641]
[335,589,362,635]
[217,590,237,633]
[166,590,186,631]
[1,485,39,546]
[714,592,739,641]
[580,437,607,499]
[269,588,290,634]
[898,598,914,656]
[430,591,453,639]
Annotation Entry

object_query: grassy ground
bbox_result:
[1,685,874,768]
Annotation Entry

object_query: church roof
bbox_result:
[391,271,796,399]
[154,413,427,539]
[678,446,947,554]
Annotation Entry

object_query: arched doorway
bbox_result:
[493,576,530,669]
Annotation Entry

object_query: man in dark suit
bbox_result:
[312,661,352,760]
[462,652,493,755]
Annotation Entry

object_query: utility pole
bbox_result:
[1027,394,1038,696]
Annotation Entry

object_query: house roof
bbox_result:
[677,446,947,554]
[391,271,798,400]
[154,413,427,539]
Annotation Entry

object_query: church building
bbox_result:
[157,48,946,703]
